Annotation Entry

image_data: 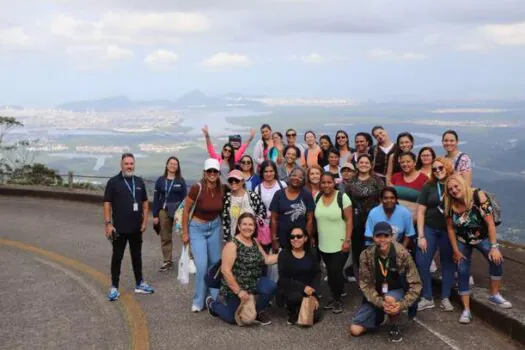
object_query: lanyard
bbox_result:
[165,178,175,199]
[378,258,390,279]
[123,176,136,202]
[437,182,443,200]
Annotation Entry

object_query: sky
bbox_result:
[1,0,525,106]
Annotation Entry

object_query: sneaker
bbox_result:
[107,287,120,301]
[459,310,472,324]
[255,310,272,326]
[324,276,328,282]
[417,298,435,311]
[440,298,454,312]
[134,281,155,294]
[206,297,218,317]
[488,294,512,309]
[323,299,335,310]
[340,291,348,297]
[159,262,172,272]
[191,305,201,313]
[332,300,343,314]
[347,276,357,283]
[388,324,403,343]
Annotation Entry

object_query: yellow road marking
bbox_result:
[0,238,149,350]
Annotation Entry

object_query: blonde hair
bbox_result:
[444,173,473,216]
[427,156,454,185]
[305,165,323,193]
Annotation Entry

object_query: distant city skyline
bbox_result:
[1,0,525,106]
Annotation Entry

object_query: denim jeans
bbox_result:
[416,225,455,300]
[352,289,405,330]
[189,216,222,309]
[456,238,503,295]
[210,277,277,324]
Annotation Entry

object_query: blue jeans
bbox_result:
[210,277,277,324]
[456,238,503,295]
[351,289,405,330]
[416,225,455,300]
[189,217,222,309]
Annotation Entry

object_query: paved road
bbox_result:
[0,196,521,350]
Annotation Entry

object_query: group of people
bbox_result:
[102,124,511,343]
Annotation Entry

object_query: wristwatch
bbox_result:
[104,220,112,225]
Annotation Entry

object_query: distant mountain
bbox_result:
[57,90,266,111]
[0,105,24,110]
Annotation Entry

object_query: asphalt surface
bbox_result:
[0,196,521,350]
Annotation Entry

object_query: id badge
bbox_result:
[382,283,388,294]
[133,203,139,212]
[163,201,167,210]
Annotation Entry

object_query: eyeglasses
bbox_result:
[290,234,304,240]
[228,178,241,184]
[432,166,445,173]
[286,133,297,137]
[223,149,233,153]
[241,160,252,165]
[206,169,219,174]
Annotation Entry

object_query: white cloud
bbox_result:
[368,48,426,61]
[49,11,210,46]
[66,44,133,70]
[202,52,253,69]
[0,27,34,51]
[144,49,179,71]
[479,22,525,46]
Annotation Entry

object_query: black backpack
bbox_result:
[315,191,346,220]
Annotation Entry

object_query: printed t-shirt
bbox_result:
[229,193,254,234]
[315,191,352,253]
[270,188,315,246]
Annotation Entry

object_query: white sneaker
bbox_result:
[488,294,512,309]
[191,305,201,313]
[347,276,357,283]
[459,310,472,324]
[417,298,435,311]
[440,298,454,312]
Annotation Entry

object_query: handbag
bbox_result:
[257,217,271,245]
[205,259,222,289]
[235,295,257,326]
[297,296,315,327]
[174,183,202,235]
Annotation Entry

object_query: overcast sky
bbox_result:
[1,0,524,106]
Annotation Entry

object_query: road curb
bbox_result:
[432,277,525,346]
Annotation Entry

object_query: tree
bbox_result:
[0,116,23,145]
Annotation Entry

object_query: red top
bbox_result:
[391,172,429,191]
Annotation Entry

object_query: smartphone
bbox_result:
[107,229,119,242]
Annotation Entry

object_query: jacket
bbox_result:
[152,176,187,217]
[221,190,267,240]
[358,241,421,311]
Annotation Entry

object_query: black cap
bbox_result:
[373,222,393,236]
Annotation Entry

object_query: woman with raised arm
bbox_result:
[444,174,511,324]
[207,213,278,326]
[202,125,255,180]
[253,124,273,170]
[416,147,436,179]
[386,132,414,186]
[442,130,473,185]
[268,131,284,165]
[152,156,187,272]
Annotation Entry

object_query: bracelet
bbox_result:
[418,236,425,240]
[490,243,499,249]
[104,220,112,225]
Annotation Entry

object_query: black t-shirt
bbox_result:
[417,182,446,230]
[104,172,148,234]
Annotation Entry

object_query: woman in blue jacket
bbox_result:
[153,156,187,271]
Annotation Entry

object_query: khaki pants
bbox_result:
[159,209,174,263]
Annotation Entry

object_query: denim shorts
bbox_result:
[351,289,405,330]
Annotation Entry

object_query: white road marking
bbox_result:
[414,318,462,350]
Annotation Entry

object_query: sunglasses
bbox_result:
[223,149,233,153]
[206,169,219,174]
[241,160,252,165]
[432,166,445,173]
[228,178,241,184]
[286,133,297,137]
[290,234,304,240]
[337,136,347,140]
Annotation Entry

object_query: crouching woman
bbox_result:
[349,222,421,343]
[207,212,278,325]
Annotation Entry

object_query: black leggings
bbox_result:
[321,251,348,301]
[111,233,143,288]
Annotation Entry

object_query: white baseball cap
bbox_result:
[204,158,220,171]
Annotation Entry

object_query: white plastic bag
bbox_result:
[177,245,190,285]
[189,259,197,274]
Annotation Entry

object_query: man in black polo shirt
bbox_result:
[104,153,154,301]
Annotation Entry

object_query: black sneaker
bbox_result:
[332,300,343,314]
[256,310,272,326]
[340,291,348,297]
[388,324,403,343]
[159,262,172,272]
[206,297,218,317]
[323,299,335,310]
